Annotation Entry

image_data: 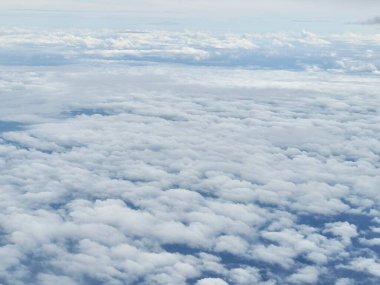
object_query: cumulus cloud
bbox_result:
[0,29,379,285]
[324,222,358,245]
[196,278,229,285]
[287,266,320,284]
[335,278,354,285]
[343,258,380,278]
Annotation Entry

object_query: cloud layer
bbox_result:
[1,29,380,73]
[0,30,379,284]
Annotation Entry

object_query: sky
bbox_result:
[0,0,380,32]
[1,1,380,285]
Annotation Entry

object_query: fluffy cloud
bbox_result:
[323,222,358,245]
[287,266,320,284]
[343,258,380,278]
[196,278,229,285]
[0,29,379,285]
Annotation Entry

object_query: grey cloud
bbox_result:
[360,16,380,25]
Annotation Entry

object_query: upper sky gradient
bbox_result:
[1,0,380,32]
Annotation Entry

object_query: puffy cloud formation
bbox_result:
[0,30,379,284]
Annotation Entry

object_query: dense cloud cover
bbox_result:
[0,30,380,284]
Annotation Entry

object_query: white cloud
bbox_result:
[287,266,320,284]
[360,238,380,246]
[214,235,249,255]
[229,268,262,285]
[335,278,354,285]
[324,222,358,245]
[343,258,380,278]
[196,278,229,285]
[37,274,79,285]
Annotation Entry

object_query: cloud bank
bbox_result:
[0,29,379,285]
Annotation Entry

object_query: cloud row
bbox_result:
[1,29,380,73]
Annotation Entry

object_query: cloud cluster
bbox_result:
[0,30,379,284]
